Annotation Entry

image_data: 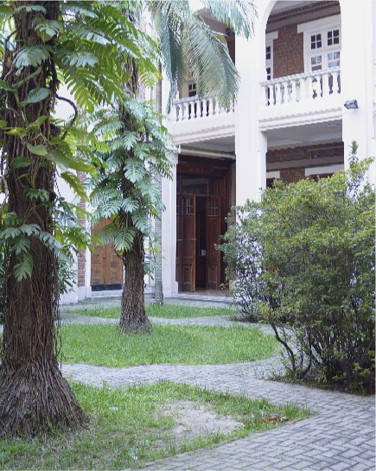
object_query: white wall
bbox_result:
[341,0,376,181]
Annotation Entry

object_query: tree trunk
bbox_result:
[0,1,85,438]
[117,30,153,332]
[119,232,153,333]
[153,75,164,305]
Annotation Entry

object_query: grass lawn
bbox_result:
[65,303,235,319]
[61,324,279,367]
[0,381,309,470]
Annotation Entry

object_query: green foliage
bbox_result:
[88,98,174,254]
[0,0,162,288]
[221,158,375,392]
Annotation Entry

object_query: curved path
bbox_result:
[61,313,375,471]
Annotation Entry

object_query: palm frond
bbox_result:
[200,0,256,39]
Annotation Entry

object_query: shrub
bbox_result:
[221,155,375,392]
[220,207,266,322]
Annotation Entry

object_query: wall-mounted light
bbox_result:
[344,99,359,110]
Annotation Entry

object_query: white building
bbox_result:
[66,0,376,303]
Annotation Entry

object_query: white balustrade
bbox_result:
[261,67,341,107]
[172,95,235,122]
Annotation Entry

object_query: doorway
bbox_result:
[176,156,234,292]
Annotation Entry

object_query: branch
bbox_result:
[56,94,79,138]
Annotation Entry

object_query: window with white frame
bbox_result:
[265,32,278,80]
[298,16,341,73]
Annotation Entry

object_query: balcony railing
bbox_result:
[261,67,341,107]
[172,96,235,122]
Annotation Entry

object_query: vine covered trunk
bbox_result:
[0,0,85,437]
[119,232,153,333]
[117,41,153,333]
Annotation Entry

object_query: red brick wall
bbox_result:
[273,24,304,78]
[280,168,306,183]
[267,143,344,184]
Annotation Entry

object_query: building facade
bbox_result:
[62,0,376,303]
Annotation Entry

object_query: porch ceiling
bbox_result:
[179,120,342,156]
[266,119,342,149]
[181,135,235,158]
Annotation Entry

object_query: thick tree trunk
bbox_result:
[0,1,85,437]
[119,232,153,333]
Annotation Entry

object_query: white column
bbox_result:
[235,22,267,205]
[341,0,376,183]
[161,154,178,297]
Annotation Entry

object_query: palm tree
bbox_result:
[150,0,255,304]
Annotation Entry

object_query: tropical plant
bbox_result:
[0,0,154,437]
[89,97,173,333]
[221,153,375,392]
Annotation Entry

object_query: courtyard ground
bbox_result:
[60,296,375,471]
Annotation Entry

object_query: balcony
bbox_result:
[259,68,343,130]
[168,96,235,145]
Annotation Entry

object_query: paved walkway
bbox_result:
[60,306,375,471]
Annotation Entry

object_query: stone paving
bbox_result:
[60,304,375,471]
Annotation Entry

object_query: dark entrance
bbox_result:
[176,155,234,292]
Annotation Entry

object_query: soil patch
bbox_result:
[160,400,244,445]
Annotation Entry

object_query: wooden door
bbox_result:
[176,195,196,291]
[91,220,123,289]
[206,197,221,290]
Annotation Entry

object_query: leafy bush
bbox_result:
[221,156,375,392]
[221,207,266,322]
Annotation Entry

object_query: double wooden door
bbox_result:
[176,194,221,292]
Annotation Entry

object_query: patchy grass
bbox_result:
[0,381,310,470]
[60,324,279,367]
[64,303,235,319]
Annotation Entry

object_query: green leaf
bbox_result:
[21,88,51,105]
[124,158,146,183]
[39,231,63,251]
[14,45,52,69]
[15,4,46,13]
[13,157,31,169]
[60,171,88,202]
[13,238,30,256]
[26,116,48,133]
[0,79,15,92]
[19,224,40,236]
[62,51,99,68]
[26,143,48,156]
[0,121,7,129]
[0,5,13,18]
[14,252,33,281]
[45,149,71,168]
[0,227,21,241]
[45,149,93,172]
[5,127,27,137]
[25,189,50,202]
[33,18,62,40]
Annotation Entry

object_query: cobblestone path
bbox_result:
[61,311,375,471]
